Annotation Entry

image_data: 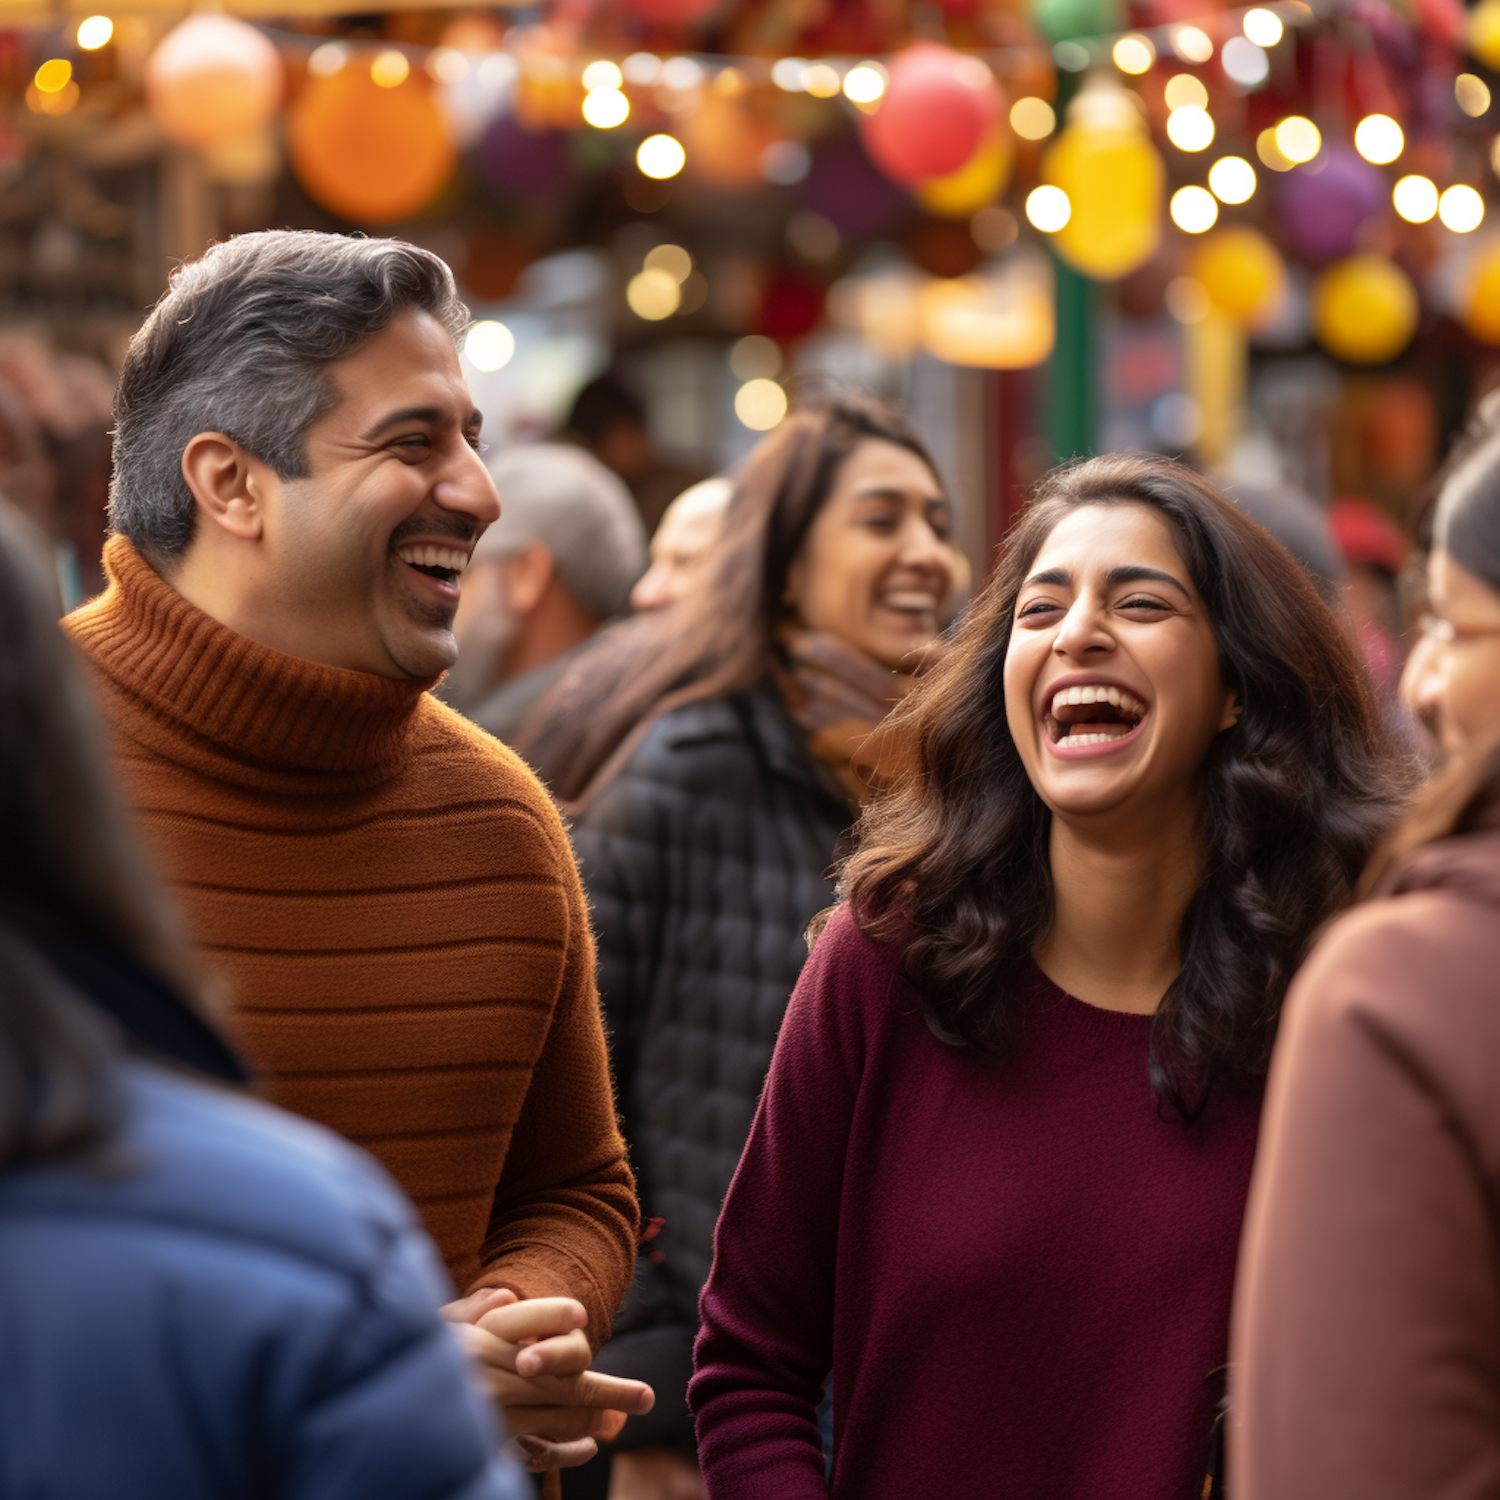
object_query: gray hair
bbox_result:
[478,444,647,621]
[110,230,468,560]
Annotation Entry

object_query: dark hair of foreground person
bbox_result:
[517,392,939,805]
[0,501,208,1168]
[841,452,1404,1117]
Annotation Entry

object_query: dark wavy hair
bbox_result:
[841,453,1404,1118]
[518,392,940,805]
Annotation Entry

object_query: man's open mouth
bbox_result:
[395,542,471,586]
[1044,684,1148,746]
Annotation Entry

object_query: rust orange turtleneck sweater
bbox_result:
[64,537,637,1340]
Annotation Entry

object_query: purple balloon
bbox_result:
[796,135,908,239]
[1279,149,1385,264]
[474,112,571,200]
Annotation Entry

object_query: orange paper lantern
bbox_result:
[289,62,456,225]
[146,14,284,151]
[682,94,778,190]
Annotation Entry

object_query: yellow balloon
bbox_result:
[1189,228,1286,328]
[1463,240,1500,346]
[1313,255,1419,365]
[917,125,1015,218]
[1042,108,1163,280]
[1471,0,1500,71]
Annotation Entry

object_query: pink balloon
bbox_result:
[860,44,1003,187]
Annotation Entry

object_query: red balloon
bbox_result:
[860,44,1003,187]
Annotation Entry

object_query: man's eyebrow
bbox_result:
[1105,564,1191,598]
[361,406,445,441]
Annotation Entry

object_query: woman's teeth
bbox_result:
[1049,684,1146,720]
[1066,730,1132,745]
[879,590,938,613]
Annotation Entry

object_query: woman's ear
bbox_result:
[181,432,267,543]
[1220,692,1242,731]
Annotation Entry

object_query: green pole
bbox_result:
[1048,254,1096,463]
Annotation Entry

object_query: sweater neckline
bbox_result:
[71,536,437,777]
[1020,957,1155,1031]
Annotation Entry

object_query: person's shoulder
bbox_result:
[587,695,759,806]
[413,693,566,825]
[803,903,911,1000]
[7,1062,435,1286]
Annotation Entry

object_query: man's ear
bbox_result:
[503,540,557,617]
[181,432,269,543]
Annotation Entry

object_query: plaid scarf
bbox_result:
[772,624,920,808]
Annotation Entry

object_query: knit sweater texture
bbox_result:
[64,537,637,1336]
[690,906,1262,1499]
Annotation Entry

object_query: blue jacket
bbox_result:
[0,1057,528,1500]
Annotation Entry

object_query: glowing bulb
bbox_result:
[1208,155,1257,203]
[370,50,410,88]
[771,57,808,91]
[1010,97,1056,141]
[1353,113,1403,165]
[1243,8,1284,46]
[33,58,72,93]
[1170,184,1219,233]
[735,379,788,431]
[1439,183,1485,232]
[76,15,113,50]
[1256,126,1295,171]
[308,42,347,77]
[1221,37,1269,87]
[637,133,686,179]
[843,62,886,104]
[1113,35,1155,74]
[644,243,692,282]
[802,62,841,97]
[1026,185,1071,232]
[1457,73,1492,118]
[1392,173,1438,223]
[583,87,630,128]
[1273,115,1321,164]
[1164,74,1209,111]
[464,321,515,373]
[582,59,623,91]
[1167,106,1216,152]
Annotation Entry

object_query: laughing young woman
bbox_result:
[689,454,1401,1500]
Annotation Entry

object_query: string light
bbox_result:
[583,87,630,127]
[582,59,623,91]
[1243,8,1284,46]
[1439,184,1485,232]
[76,15,113,50]
[33,58,72,92]
[1112,35,1155,74]
[1026,185,1071,232]
[843,63,886,104]
[1457,74,1492,118]
[1164,74,1209,111]
[735,379,788,430]
[370,50,409,88]
[1273,116,1321,164]
[1170,185,1218,233]
[627,268,680,319]
[1208,155,1257,203]
[1010,97,1056,139]
[464,321,515,373]
[637,134,686,179]
[802,61,841,97]
[1354,114,1404,165]
[1392,174,1438,223]
[1172,25,1214,62]
[1167,107,1215,152]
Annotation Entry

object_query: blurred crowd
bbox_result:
[5,229,1500,1500]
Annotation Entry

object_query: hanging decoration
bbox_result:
[797,135,908,237]
[474,112,572,199]
[1188,228,1286,328]
[1462,238,1500,345]
[1278,150,1385,264]
[289,58,455,225]
[682,92,780,189]
[1042,78,1163,281]
[859,44,1004,187]
[1313,254,1420,364]
[145,14,284,152]
[917,124,1015,218]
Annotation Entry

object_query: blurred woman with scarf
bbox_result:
[517,394,962,1497]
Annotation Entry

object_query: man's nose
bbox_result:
[435,445,501,528]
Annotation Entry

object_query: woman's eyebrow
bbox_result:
[1021,566,1070,589]
[1105,564,1191,599]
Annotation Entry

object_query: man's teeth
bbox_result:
[1049,684,1146,719]
[397,544,469,574]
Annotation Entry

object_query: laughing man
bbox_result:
[64,231,650,1478]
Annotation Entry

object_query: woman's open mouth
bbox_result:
[1043,683,1148,752]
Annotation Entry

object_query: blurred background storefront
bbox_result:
[1,0,1496,594]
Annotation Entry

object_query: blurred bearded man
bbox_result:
[64,231,649,1483]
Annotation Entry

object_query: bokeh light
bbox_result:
[1208,155,1257,203]
[843,63,886,105]
[627,268,681,319]
[1010,96,1056,140]
[730,334,782,380]
[802,62,842,98]
[1112,35,1155,74]
[1354,114,1404,165]
[583,87,630,128]
[1026,185,1071,232]
[1172,26,1214,63]
[1170,185,1219,233]
[1439,184,1485,232]
[1273,115,1321,164]
[1457,74,1492,118]
[644,243,693,282]
[1221,38,1270,88]
[370,50,409,88]
[1243,8,1284,46]
[464,320,515,372]
[1393,173,1438,223]
[735,378,788,430]
[34,59,73,93]
[1167,107,1215,152]
[76,15,113,50]
[637,133,686,179]
[582,59,623,91]
[1164,74,1209,111]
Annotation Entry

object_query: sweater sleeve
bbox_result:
[688,906,870,1499]
[469,799,639,1349]
[1230,895,1500,1500]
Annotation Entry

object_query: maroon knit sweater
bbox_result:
[690,907,1262,1499]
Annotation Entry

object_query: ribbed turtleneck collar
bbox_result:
[67,536,437,778]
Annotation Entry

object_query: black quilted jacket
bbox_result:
[569,676,850,1444]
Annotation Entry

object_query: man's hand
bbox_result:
[443,1288,655,1472]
